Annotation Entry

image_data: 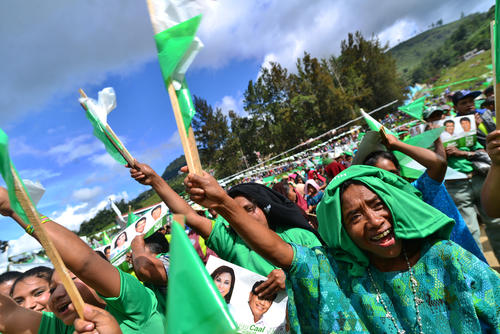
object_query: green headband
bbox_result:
[316,165,454,276]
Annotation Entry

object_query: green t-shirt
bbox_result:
[447,141,483,173]
[100,270,166,333]
[39,270,166,334]
[206,219,322,276]
[38,312,74,334]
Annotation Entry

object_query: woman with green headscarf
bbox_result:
[183,165,500,333]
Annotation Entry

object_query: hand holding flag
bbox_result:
[0,129,86,319]
[78,88,135,167]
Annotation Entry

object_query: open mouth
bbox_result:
[370,228,395,247]
[57,302,71,315]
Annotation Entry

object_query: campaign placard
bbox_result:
[108,202,170,266]
[206,256,289,334]
[435,115,476,148]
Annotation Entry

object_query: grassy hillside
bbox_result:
[430,50,492,95]
[390,8,494,83]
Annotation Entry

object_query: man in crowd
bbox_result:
[444,90,500,262]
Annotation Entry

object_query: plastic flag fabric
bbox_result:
[166,221,237,333]
[0,129,33,225]
[398,100,425,120]
[150,0,216,135]
[101,231,111,246]
[126,211,140,227]
[79,88,127,165]
[360,109,397,136]
[110,199,126,224]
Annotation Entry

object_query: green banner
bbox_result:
[167,221,237,333]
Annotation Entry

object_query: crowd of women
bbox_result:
[0,89,499,333]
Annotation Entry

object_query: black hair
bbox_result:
[0,271,22,285]
[363,151,400,171]
[484,86,494,96]
[144,231,170,255]
[10,266,53,296]
[251,280,277,302]
[459,117,471,123]
[104,246,111,253]
[444,120,455,126]
[211,265,236,304]
[95,250,108,261]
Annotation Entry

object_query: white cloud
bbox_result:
[10,137,43,157]
[215,94,245,116]
[377,20,420,48]
[48,135,103,166]
[92,153,119,168]
[72,186,103,202]
[20,168,62,181]
[51,191,129,231]
[1,0,493,125]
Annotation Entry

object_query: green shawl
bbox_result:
[316,165,454,276]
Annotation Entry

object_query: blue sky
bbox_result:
[0,0,493,240]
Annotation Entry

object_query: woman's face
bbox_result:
[373,158,400,176]
[287,186,297,203]
[214,272,232,297]
[234,196,268,228]
[307,184,317,196]
[341,184,402,262]
[116,233,127,247]
[135,219,146,233]
[11,276,51,312]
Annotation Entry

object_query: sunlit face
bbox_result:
[151,206,162,220]
[234,196,268,228]
[373,158,400,176]
[341,184,402,263]
[214,272,232,297]
[104,247,111,259]
[11,276,50,312]
[455,97,475,115]
[48,271,105,325]
[248,292,273,322]
[135,218,146,234]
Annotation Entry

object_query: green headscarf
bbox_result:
[316,165,454,276]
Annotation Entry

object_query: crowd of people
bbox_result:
[0,86,499,333]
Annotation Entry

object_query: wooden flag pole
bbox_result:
[78,89,136,167]
[491,21,500,129]
[11,165,85,319]
[145,0,203,175]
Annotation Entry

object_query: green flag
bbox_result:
[398,100,425,120]
[102,231,111,246]
[152,9,203,135]
[0,129,33,225]
[126,212,140,227]
[79,88,127,165]
[167,221,237,334]
[360,109,397,136]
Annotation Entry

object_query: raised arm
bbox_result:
[182,167,294,270]
[0,188,121,298]
[128,161,212,239]
[0,291,41,334]
[383,132,447,182]
[130,235,167,286]
[481,130,500,217]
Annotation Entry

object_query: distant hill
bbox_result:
[390,7,494,83]
[160,155,186,180]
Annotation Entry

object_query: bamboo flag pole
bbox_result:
[491,20,500,129]
[78,89,136,167]
[145,0,203,175]
[11,165,85,319]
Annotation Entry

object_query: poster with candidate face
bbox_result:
[435,115,476,148]
[206,256,289,334]
[109,202,170,266]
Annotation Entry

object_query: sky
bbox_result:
[0,0,493,242]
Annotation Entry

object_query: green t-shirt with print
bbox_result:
[206,217,322,276]
[39,270,166,334]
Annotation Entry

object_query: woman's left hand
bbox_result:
[254,269,286,299]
